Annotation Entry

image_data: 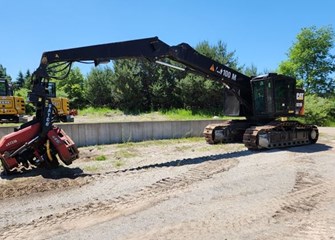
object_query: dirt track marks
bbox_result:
[122,150,335,240]
[0,157,239,239]
[124,179,334,240]
[0,149,248,200]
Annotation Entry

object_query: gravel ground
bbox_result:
[0,127,334,240]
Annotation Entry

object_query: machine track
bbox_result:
[243,121,319,150]
[203,120,252,144]
[204,120,319,150]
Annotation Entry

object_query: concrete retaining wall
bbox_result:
[0,120,223,147]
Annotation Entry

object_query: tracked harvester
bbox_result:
[203,73,319,149]
[0,37,318,174]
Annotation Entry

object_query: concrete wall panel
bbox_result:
[0,120,223,147]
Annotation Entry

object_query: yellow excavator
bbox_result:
[0,78,25,123]
[0,78,73,123]
[46,82,74,122]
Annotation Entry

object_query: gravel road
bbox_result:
[0,127,334,240]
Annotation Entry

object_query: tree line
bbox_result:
[1,25,335,125]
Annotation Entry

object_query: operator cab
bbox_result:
[251,73,296,119]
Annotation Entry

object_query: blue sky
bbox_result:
[1,0,334,79]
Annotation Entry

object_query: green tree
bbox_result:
[24,70,32,89]
[244,64,260,77]
[112,58,184,112]
[176,40,242,112]
[150,62,184,110]
[58,67,85,108]
[177,73,225,112]
[112,59,147,111]
[15,71,25,89]
[85,66,114,107]
[304,94,335,125]
[0,64,12,81]
[279,26,335,96]
[196,40,242,71]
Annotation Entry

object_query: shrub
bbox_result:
[304,95,335,126]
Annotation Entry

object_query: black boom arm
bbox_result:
[30,36,252,114]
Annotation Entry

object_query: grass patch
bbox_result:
[77,107,243,121]
[95,155,107,161]
[116,142,136,148]
[159,109,217,120]
[325,120,335,127]
[79,107,123,117]
[96,146,104,150]
[159,108,244,121]
[113,159,125,168]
